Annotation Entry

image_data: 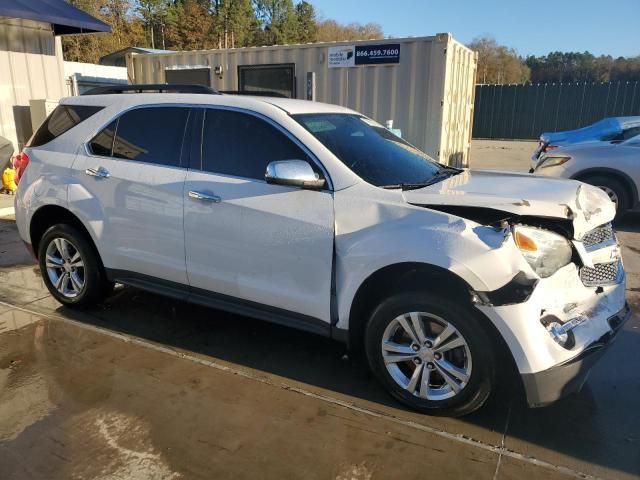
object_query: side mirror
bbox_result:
[265,160,326,190]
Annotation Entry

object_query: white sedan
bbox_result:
[533,134,640,213]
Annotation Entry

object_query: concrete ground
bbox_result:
[470,139,536,171]
[1,147,639,479]
[0,193,14,217]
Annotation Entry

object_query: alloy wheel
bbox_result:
[381,312,472,401]
[45,237,86,298]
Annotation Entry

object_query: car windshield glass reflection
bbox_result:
[294,113,457,188]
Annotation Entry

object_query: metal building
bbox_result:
[0,1,109,153]
[127,33,477,166]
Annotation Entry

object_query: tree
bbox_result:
[62,0,146,63]
[468,36,530,84]
[610,56,640,82]
[165,0,215,50]
[253,0,298,45]
[295,1,317,43]
[525,51,600,83]
[61,0,389,62]
[137,0,170,49]
[316,20,383,42]
[210,0,260,48]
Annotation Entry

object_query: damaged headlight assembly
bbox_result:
[535,155,571,170]
[512,225,573,278]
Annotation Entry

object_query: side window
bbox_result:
[89,120,117,156]
[30,105,103,147]
[112,107,190,166]
[622,126,640,140]
[201,109,311,179]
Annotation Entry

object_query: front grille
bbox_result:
[580,261,620,287]
[581,223,614,248]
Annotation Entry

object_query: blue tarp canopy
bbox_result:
[0,0,111,35]
[542,117,640,144]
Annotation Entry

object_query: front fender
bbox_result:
[334,184,530,330]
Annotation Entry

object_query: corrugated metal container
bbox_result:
[127,33,477,166]
[0,18,67,151]
[64,61,128,95]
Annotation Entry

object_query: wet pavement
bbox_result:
[0,213,639,480]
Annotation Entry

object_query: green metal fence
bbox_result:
[473,81,640,139]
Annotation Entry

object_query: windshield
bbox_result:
[621,133,640,147]
[293,113,445,187]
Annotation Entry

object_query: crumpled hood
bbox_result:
[403,170,616,238]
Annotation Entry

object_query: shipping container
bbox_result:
[0,18,67,151]
[127,33,477,167]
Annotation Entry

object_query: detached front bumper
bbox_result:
[521,303,631,407]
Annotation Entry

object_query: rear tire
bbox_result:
[38,224,111,308]
[365,292,495,417]
[580,175,631,214]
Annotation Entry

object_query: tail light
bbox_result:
[13,150,29,183]
[546,144,559,151]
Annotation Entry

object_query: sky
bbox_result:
[312,0,640,58]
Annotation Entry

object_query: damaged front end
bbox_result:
[409,180,628,407]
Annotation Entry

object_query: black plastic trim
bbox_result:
[105,269,335,339]
[83,84,220,95]
[474,272,539,306]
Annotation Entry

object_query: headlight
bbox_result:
[512,225,573,278]
[536,155,571,170]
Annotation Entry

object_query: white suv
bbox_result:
[14,86,630,416]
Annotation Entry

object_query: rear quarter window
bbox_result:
[29,105,103,147]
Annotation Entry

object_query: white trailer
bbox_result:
[126,33,477,167]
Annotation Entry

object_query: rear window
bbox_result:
[29,105,103,147]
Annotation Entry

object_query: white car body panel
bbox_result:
[333,181,530,325]
[69,153,188,284]
[184,169,335,322]
[14,146,75,245]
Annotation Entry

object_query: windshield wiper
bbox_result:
[381,167,462,191]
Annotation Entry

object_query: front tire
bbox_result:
[38,224,111,308]
[365,292,495,417]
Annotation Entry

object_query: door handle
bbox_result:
[188,190,221,203]
[85,167,110,178]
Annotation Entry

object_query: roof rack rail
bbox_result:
[82,84,220,95]
[221,90,287,98]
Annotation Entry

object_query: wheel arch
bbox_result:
[346,263,518,375]
[571,167,639,208]
[30,205,100,261]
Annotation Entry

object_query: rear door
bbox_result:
[183,107,335,325]
[71,106,192,284]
